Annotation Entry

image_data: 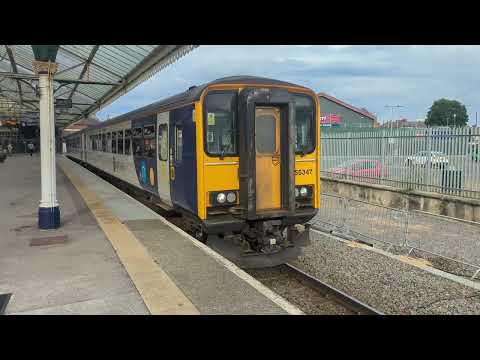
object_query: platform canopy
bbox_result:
[0,45,198,127]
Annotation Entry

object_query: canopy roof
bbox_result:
[0,45,198,127]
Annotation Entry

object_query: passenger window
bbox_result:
[117,130,124,154]
[158,124,168,161]
[102,133,107,152]
[106,133,111,152]
[175,126,182,162]
[133,127,143,156]
[256,115,276,154]
[124,129,132,155]
[111,132,117,154]
[144,125,156,158]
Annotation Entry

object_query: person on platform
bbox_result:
[7,143,13,154]
[27,142,34,157]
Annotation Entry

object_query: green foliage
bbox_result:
[425,99,468,127]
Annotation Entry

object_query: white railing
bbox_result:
[320,127,480,199]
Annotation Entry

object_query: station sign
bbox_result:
[55,98,72,109]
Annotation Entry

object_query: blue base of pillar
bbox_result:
[38,206,60,230]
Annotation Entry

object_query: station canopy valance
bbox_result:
[0,45,198,127]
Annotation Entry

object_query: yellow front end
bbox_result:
[194,83,321,221]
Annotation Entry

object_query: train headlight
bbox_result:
[216,193,227,204]
[211,190,238,206]
[226,192,237,203]
[295,185,313,198]
[300,187,308,197]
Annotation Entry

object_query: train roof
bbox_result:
[65,76,311,137]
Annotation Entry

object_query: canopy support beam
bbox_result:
[34,61,60,229]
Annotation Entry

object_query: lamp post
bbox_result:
[385,105,404,129]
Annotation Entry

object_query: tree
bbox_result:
[425,99,468,127]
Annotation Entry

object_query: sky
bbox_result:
[97,45,480,125]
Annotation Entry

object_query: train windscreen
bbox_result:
[293,94,315,154]
[204,91,237,157]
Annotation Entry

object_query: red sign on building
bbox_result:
[320,114,342,125]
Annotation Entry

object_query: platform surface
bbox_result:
[0,154,296,315]
[0,154,149,314]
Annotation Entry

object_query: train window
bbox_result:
[117,131,124,154]
[133,127,143,156]
[256,115,277,154]
[133,127,142,137]
[144,125,155,137]
[102,133,107,152]
[175,126,182,162]
[124,129,132,155]
[111,132,117,154]
[158,124,168,161]
[143,125,156,158]
[106,132,112,152]
[144,138,156,158]
[204,91,237,156]
[293,94,315,154]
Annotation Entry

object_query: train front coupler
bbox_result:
[242,220,306,254]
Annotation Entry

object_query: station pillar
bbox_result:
[34,61,60,229]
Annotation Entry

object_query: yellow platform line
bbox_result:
[59,159,199,315]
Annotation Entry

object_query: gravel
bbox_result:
[292,229,480,315]
[246,265,355,315]
[310,194,480,279]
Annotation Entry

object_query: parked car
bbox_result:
[404,151,449,168]
[326,159,387,180]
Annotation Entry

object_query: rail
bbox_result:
[284,263,383,315]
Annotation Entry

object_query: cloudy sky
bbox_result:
[97,45,480,125]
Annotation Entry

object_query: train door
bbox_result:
[255,106,282,210]
[157,112,172,206]
[169,105,197,213]
[132,117,158,193]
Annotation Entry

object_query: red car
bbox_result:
[326,159,387,181]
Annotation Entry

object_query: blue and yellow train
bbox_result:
[65,76,321,265]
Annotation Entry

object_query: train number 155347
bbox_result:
[294,169,313,176]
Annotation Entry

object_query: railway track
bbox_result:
[72,158,383,315]
[246,263,383,315]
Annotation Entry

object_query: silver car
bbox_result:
[404,151,449,168]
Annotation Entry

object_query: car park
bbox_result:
[404,151,449,168]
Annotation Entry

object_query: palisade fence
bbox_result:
[320,127,480,199]
[311,193,480,279]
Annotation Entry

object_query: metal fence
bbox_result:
[311,193,480,279]
[320,127,480,199]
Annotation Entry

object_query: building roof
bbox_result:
[317,92,376,120]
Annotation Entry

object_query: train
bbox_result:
[65,76,321,267]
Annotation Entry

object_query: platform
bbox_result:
[0,154,300,315]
